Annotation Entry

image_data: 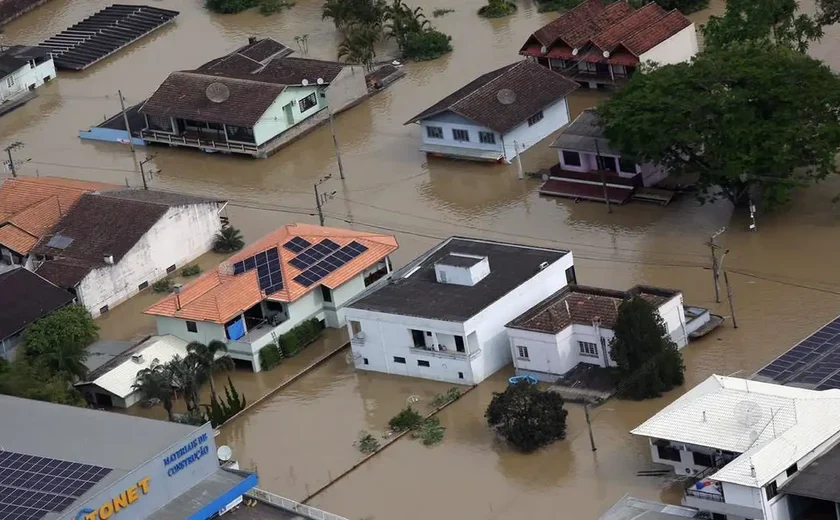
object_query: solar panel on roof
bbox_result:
[757,316,840,388]
[0,450,112,520]
[290,239,341,269]
[45,234,74,250]
[283,237,312,253]
[232,261,245,275]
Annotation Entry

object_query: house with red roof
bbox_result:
[145,223,398,372]
[520,0,698,89]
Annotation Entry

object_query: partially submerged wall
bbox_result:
[0,0,52,25]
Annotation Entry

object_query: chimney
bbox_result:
[174,284,182,311]
[434,253,489,287]
[103,254,114,265]
[248,36,258,45]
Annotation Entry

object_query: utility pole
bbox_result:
[707,228,726,303]
[594,139,612,214]
[328,108,345,180]
[584,401,597,452]
[313,174,334,226]
[3,141,24,178]
[514,141,524,180]
[118,90,137,157]
[139,154,158,190]
[724,271,738,329]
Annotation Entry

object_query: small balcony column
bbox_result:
[222,124,230,144]
[431,331,440,351]
[609,64,615,82]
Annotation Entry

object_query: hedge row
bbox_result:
[258,318,324,371]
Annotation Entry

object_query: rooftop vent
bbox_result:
[103,254,114,265]
[131,354,144,364]
[434,253,490,287]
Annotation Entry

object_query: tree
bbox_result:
[168,355,204,412]
[322,0,386,28]
[643,0,708,14]
[478,0,517,18]
[485,381,568,453]
[703,0,823,53]
[609,297,685,400]
[22,305,97,381]
[213,225,245,253]
[385,0,429,50]
[338,23,380,70]
[132,361,177,421]
[597,44,840,209]
[0,359,85,406]
[204,376,247,427]
[186,340,234,403]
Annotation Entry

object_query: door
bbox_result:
[283,102,294,125]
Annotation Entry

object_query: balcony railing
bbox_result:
[141,129,259,153]
[684,487,725,502]
[411,346,482,361]
[350,334,365,346]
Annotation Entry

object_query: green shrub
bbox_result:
[181,265,202,277]
[259,0,294,15]
[206,0,258,13]
[278,318,323,358]
[388,406,424,432]
[401,29,452,61]
[535,0,581,12]
[432,7,454,16]
[429,387,462,409]
[412,417,445,445]
[259,344,284,371]
[152,279,174,293]
[203,377,247,427]
[357,430,380,454]
[478,0,516,18]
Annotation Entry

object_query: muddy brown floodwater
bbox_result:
[4,0,840,516]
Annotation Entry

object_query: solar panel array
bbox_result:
[283,237,311,253]
[294,241,369,287]
[756,315,840,389]
[0,451,111,520]
[289,239,341,270]
[232,247,284,295]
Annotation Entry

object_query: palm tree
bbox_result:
[167,355,204,412]
[186,340,234,403]
[133,361,176,421]
[384,0,429,52]
[213,225,245,253]
[39,339,89,382]
[338,22,379,71]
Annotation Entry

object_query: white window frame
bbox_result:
[527,110,544,127]
[452,128,470,142]
[426,126,443,139]
[579,341,599,357]
[517,345,529,360]
[478,131,495,144]
[6,75,14,88]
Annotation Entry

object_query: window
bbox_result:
[765,481,778,500]
[298,92,318,113]
[618,157,637,174]
[99,305,109,315]
[393,356,406,364]
[319,92,326,98]
[166,264,177,273]
[350,320,362,335]
[426,331,432,336]
[6,76,14,87]
[693,452,713,467]
[657,445,681,462]
[579,341,599,357]
[458,372,464,379]
[452,129,470,142]
[418,360,430,367]
[186,321,198,333]
[562,150,581,167]
[138,281,149,290]
[711,514,727,520]
[596,155,617,173]
[321,285,332,303]
[786,463,798,477]
[363,358,369,365]
[426,126,443,139]
[565,266,577,285]
[479,131,496,144]
[411,329,425,348]
[455,335,465,353]
[527,110,544,126]
[517,345,529,360]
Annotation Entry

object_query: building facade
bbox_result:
[345,237,576,385]
[0,45,55,103]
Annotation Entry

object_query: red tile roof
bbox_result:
[145,223,398,324]
[521,0,693,65]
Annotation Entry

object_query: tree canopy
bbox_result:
[609,297,685,400]
[485,381,568,453]
[21,305,97,381]
[703,0,824,53]
[597,44,840,208]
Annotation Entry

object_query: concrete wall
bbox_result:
[325,65,367,113]
[723,483,763,512]
[501,97,570,163]
[324,272,366,328]
[156,316,227,346]
[0,57,55,102]
[640,24,699,67]
[79,203,221,318]
[253,85,327,145]
[556,147,667,187]
[420,111,503,154]
[78,127,146,146]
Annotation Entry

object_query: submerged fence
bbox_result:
[247,488,349,520]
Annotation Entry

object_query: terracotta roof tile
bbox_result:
[621,10,692,55]
[531,0,606,48]
[0,225,38,255]
[9,196,62,237]
[145,223,398,324]
[590,3,668,51]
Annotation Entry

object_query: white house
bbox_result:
[33,189,225,318]
[520,0,698,89]
[344,237,576,385]
[631,375,840,520]
[405,61,579,163]
[505,284,688,382]
[145,223,397,372]
[0,45,55,104]
[74,334,189,408]
[139,37,367,158]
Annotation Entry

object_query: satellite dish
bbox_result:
[496,88,517,105]
[540,45,548,55]
[572,48,579,56]
[301,78,309,86]
[217,445,233,462]
[205,82,230,103]
[734,400,763,428]
[316,77,324,85]
[602,50,610,58]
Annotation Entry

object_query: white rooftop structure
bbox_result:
[631,375,840,487]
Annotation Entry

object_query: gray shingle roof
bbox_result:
[0,268,75,340]
[549,109,620,155]
[405,61,579,134]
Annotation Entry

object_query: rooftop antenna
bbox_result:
[496,88,516,105]
[205,82,230,103]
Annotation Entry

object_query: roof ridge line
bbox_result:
[590,1,663,47]
[450,62,522,112]
[615,6,671,46]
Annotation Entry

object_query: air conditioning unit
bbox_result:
[131,354,144,364]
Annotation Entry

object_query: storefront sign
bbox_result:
[163,432,210,477]
[74,477,150,520]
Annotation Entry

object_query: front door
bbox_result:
[283,102,294,125]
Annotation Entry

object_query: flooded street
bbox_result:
[3,0,840,515]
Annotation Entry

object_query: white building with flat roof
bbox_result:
[344,237,576,385]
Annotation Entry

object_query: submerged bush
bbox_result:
[259,344,284,371]
[401,29,452,60]
[388,406,424,432]
[478,0,516,18]
[152,279,174,293]
[357,430,381,454]
[412,417,446,445]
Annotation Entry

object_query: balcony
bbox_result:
[682,469,764,519]
[141,129,260,155]
[411,346,482,361]
[350,333,365,346]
